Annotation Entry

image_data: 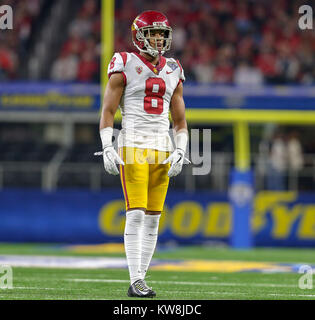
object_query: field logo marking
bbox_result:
[298,265,313,290]
[0,265,13,289]
[0,5,13,30]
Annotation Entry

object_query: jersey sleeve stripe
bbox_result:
[176,59,183,73]
[119,52,128,67]
[176,59,185,82]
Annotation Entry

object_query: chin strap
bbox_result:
[155,54,162,72]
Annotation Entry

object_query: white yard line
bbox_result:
[267,293,315,297]
[1,289,314,299]
[66,278,298,288]
[0,294,109,300]
[158,290,315,298]
[11,286,86,291]
[160,291,315,298]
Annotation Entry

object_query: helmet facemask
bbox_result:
[133,24,172,57]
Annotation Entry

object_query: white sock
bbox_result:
[124,209,145,285]
[140,214,161,280]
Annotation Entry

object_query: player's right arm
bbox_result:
[99,72,125,175]
[99,73,125,130]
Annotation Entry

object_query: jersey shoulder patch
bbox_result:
[166,59,179,72]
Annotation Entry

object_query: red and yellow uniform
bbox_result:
[108,51,185,211]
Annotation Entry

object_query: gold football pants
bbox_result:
[119,147,170,212]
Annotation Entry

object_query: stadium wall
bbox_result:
[1,189,315,247]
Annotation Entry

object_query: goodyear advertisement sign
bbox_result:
[1,84,315,112]
[0,189,315,246]
[0,83,100,112]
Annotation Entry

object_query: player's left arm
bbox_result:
[163,81,189,177]
[170,81,187,134]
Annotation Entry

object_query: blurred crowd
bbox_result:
[50,0,101,82]
[123,0,315,85]
[0,0,314,84]
[0,0,41,80]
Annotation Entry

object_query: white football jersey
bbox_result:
[107,52,185,151]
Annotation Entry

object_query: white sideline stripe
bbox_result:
[1,255,313,274]
[0,255,127,269]
[66,278,298,288]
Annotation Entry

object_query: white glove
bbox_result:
[163,129,190,177]
[102,145,125,175]
[162,148,185,177]
[100,127,125,175]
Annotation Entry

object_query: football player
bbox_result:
[99,10,188,298]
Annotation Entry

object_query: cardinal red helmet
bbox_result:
[131,10,172,57]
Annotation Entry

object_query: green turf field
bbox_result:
[0,243,314,300]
